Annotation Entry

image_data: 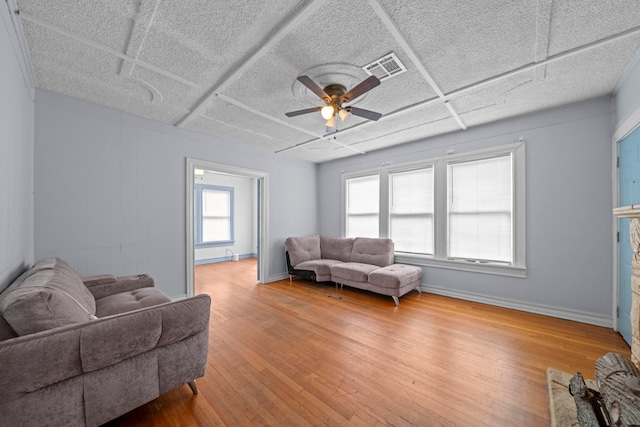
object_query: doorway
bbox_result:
[617,126,640,345]
[186,158,269,297]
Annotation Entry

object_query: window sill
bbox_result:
[196,240,235,249]
[394,253,527,278]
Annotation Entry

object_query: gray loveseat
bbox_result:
[0,257,211,427]
[285,235,423,305]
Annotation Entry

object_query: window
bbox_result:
[195,184,234,246]
[390,167,434,254]
[345,174,379,238]
[448,155,512,263]
[342,143,525,276]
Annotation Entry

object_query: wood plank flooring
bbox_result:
[105,258,630,426]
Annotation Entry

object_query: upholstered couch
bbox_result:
[0,257,211,427]
[285,235,423,305]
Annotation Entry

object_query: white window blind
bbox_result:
[390,167,434,254]
[202,188,231,242]
[447,154,512,263]
[346,175,379,238]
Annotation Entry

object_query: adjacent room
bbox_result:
[1,0,640,425]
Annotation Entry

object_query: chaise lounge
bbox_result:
[0,257,211,427]
[285,235,423,305]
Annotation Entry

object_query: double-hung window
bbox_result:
[389,167,434,255]
[447,155,512,263]
[345,174,379,238]
[195,184,234,246]
[342,143,525,276]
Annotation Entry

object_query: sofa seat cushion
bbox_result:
[0,258,97,336]
[294,259,343,281]
[331,263,380,283]
[368,264,423,289]
[95,288,171,317]
[285,235,321,266]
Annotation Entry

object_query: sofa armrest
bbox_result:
[0,294,211,403]
[83,274,154,299]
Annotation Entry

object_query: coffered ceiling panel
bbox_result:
[547,0,640,55]
[377,0,539,94]
[14,0,640,163]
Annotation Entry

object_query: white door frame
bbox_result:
[186,158,269,297]
[611,107,640,331]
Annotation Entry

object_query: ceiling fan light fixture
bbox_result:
[338,108,351,122]
[325,115,336,128]
[320,105,334,120]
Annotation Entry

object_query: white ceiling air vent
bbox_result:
[362,52,407,81]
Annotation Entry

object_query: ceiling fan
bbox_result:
[285,75,382,133]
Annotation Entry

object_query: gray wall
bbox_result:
[0,11,34,291]
[318,97,614,324]
[33,90,317,298]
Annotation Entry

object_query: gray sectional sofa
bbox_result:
[285,235,423,305]
[0,257,211,427]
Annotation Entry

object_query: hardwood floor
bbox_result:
[106,258,630,426]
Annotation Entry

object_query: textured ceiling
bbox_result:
[15,0,640,163]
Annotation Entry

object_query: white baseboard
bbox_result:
[421,284,613,328]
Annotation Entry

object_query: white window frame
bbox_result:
[195,184,235,247]
[345,174,381,238]
[341,142,526,277]
[389,166,435,255]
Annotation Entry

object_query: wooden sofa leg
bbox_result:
[392,296,399,306]
[188,380,198,394]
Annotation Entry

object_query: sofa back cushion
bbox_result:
[350,238,394,267]
[320,236,354,262]
[0,258,97,336]
[285,235,321,266]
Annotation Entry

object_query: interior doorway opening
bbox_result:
[186,158,269,297]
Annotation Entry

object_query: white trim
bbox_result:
[186,158,269,296]
[396,254,526,278]
[612,105,640,331]
[422,284,612,328]
[612,125,620,331]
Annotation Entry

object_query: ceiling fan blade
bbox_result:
[285,107,321,117]
[297,76,330,102]
[340,75,381,104]
[349,106,382,121]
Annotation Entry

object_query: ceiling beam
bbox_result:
[3,0,36,94]
[119,0,161,77]
[367,0,466,130]
[175,0,326,127]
